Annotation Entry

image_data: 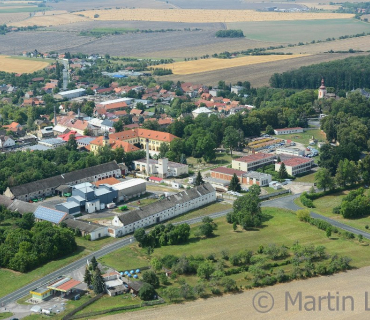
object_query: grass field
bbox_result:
[99,207,370,273]
[0,55,49,73]
[76,9,354,23]
[278,128,326,145]
[154,54,308,75]
[0,236,117,299]
[0,312,12,320]
[228,19,370,43]
[295,172,316,183]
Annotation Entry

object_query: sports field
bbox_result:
[228,19,370,43]
[153,54,309,75]
[0,55,49,73]
[76,9,354,23]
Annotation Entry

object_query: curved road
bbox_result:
[1,196,369,307]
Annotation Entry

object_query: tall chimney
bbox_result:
[146,138,150,176]
[54,105,57,126]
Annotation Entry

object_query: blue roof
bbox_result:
[112,74,125,78]
[34,206,67,224]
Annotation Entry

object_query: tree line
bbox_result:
[215,30,244,38]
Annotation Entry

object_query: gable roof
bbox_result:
[117,183,215,226]
[7,161,119,197]
[34,206,69,224]
[64,218,106,232]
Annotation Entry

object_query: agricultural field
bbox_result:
[0,55,50,73]
[158,52,367,86]
[228,19,370,43]
[270,34,370,54]
[76,8,354,23]
[153,55,309,75]
[11,12,90,27]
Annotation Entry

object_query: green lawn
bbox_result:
[187,152,236,167]
[227,18,370,43]
[0,236,117,299]
[295,172,316,183]
[99,207,370,271]
[276,129,326,146]
[0,312,13,320]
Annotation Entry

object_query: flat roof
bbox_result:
[274,127,303,131]
[211,167,246,176]
[280,157,313,167]
[113,179,146,190]
[234,153,275,163]
[47,277,81,292]
[58,88,86,95]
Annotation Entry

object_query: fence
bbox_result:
[62,293,104,320]
[69,298,165,319]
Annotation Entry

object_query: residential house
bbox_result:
[0,135,15,149]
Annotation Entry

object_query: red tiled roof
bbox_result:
[55,279,81,292]
[150,176,162,182]
[234,153,275,163]
[130,108,143,115]
[93,177,120,187]
[280,157,313,167]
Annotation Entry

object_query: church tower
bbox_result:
[318,78,327,99]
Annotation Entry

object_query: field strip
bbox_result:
[153,54,310,75]
[75,9,354,23]
[11,12,90,27]
[0,55,49,73]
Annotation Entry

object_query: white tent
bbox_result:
[30,305,42,313]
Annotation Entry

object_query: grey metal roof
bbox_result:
[8,161,119,197]
[118,183,215,226]
[77,137,95,145]
[57,201,80,209]
[25,144,52,151]
[34,206,69,224]
[64,218,106,232]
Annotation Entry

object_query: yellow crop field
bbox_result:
[11,12,90,27]
[76,8,354,23]
[0,55,50,73]
[153,55,310,75]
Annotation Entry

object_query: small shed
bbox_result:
[149,176,162,184]
[30,305,42,313]
[127,281,144,295]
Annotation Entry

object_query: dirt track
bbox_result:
[100,266,370,320]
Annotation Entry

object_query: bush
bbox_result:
[332,206,341,214]
[300,192,315,208]
[296,209,310,222]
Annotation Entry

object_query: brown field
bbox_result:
[270,35,370,54]
[100,266,370,320]
[0,11,28,24]
[11,12,90,27]
[154,55,308,75]
[158,52,368,87]
[0,55,49,73]
[76,9,354,23]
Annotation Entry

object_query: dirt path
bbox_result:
[100,266,370,320]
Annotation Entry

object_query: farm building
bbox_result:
[275,157,314,176]
[232,153,275,172]
[54,88,86,100]
[133,158,188,177]
[110,183,216,237]
[113,179,146,202]
[4,161,121,201]
[34,206,69,225]
[64,219,109,240]
[210,167,272,186]
[273,127,304,135]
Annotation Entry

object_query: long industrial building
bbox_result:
[4,161,121,201]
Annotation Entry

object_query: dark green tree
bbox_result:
[66,134,78,151]
[228,174,241,192]
[278,162,288,179]
[113,119,124,133]
[142,270,160,288]
[92,268,105,294]
[84,267,92,286]
[159,142,169,158]
[16,212,34,230]
[222,126,239,155]
[195,171,204,186]
[315,168,334,191]
[138,283,156,301]
[90,256,98,270]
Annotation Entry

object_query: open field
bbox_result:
[228,19,370,43]
[76,9,354,23]
[0,55,49,73]
[0,11,28,24]
[11,12,90,27]
[154,55,309,75]
[100,265,370,320]
[158,52,367,87]
[270,34,370,54]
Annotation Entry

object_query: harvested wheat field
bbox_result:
[11,12,90,27]
[0,55,49,73]
[153,55,309,75]
[0,12,28,24]
[76,9,354,23]
[100,266,370,320]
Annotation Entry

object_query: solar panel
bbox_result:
[34,206,66,224]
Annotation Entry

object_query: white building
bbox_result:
[55,88,86,100]
[134,158,188,178]
[275,157,314,176]
[273,127,304,135]
[232,153,275,172]
[113,179,147,202]
[110,183,216,237]
[192,107,213,118]
[38,138,66,149]
[64,219,109,241]
[0,135,15,149]
[276,148,305,157]
[231,86,244,94]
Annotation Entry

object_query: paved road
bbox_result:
[1,195,369,307]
